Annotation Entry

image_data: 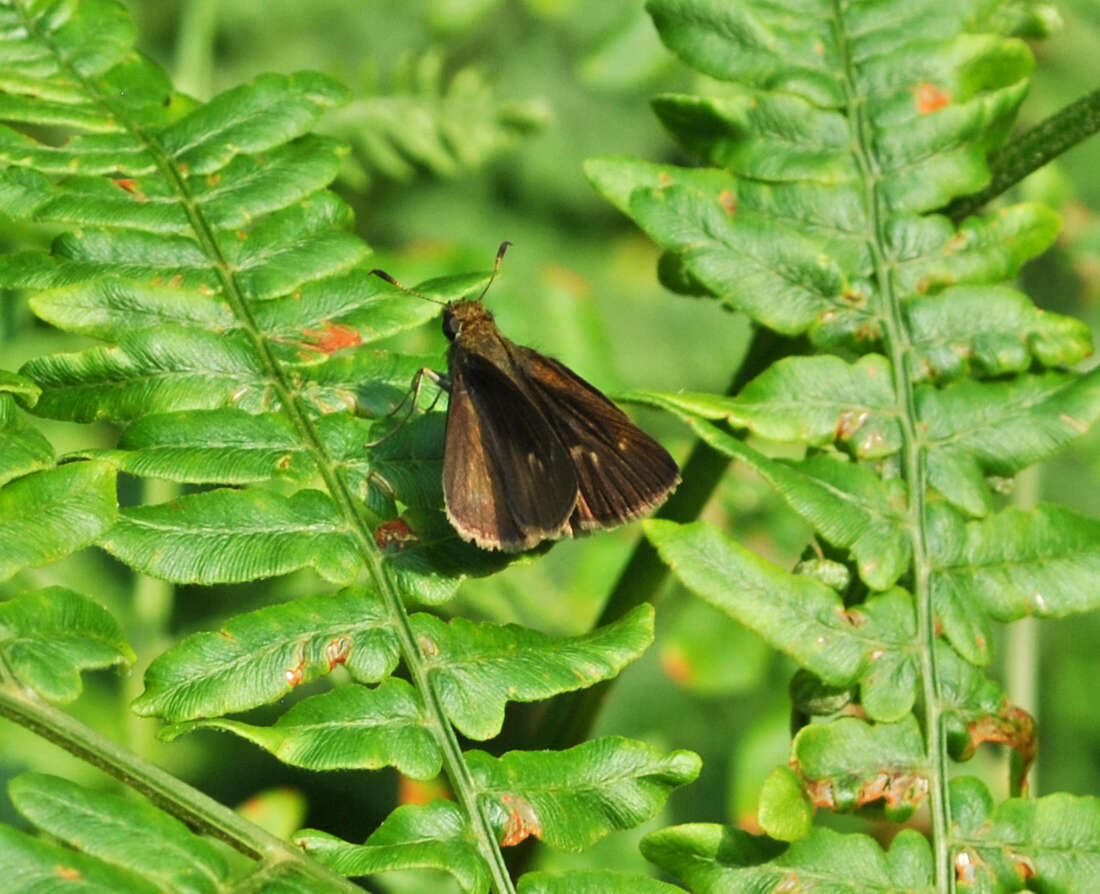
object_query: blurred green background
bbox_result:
[1,0,1098,885]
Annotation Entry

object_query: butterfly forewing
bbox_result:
[443,350,577,550]
[516,347,681,533]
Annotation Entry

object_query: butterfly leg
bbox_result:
[364,367,449,448]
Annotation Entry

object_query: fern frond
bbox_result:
[589,0,1100,889]
[327,49,550,184]
[0,4,691,891]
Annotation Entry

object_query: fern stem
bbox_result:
[173,0,219,99]
[0,684,366,894]
[944,86,1100,220]
[534,326,792,754]
[831,2,951,889]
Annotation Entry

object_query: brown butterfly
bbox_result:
[375,244,680,551]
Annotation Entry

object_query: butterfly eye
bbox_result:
[442,311,459,341]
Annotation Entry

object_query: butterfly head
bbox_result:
[443,299,495,343]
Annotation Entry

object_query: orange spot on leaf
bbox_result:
[113,178,146,199]
[302,321,362,354]
[55,866,81,880]
[718,189,737,216]
[499,793,542,846]
[914,83,950,114]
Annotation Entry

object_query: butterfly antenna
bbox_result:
[475,240,512,303]
[368,267,446,306]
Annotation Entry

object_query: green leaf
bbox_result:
[0,409,53,487]
[99,487,361,585]
[0,373,54,484]
[0,368,41,406]
[628,184,863,337]
[929,503,1100,664]
[891,204,1060,297]
[297,801,488,894]
[0,824,159,894]
[920,368,1100,516]
[134,588,398,721]
[9,773,228,894]
[165,680,441,779]
[792,716,926,819]
[938,644,1034,776]
[588,154,870,276]
[470,736,701,851]
[20,328,269,423]
[655,355,901,458]
[646,520,918,719]
[679,416,911,591]
[951,777,1100,892]
[906,284,1092,383]
[86,408,315,484]
[0,587,133,703]
[0,461,117,582]
[757,766,813,843]
[641,824,933,893]
[518,870,684,894]
[414,604,654,739]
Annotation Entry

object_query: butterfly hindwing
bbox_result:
[516,347,680,532]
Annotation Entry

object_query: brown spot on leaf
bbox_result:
[236,230,248,240]
[962,702,1036,792]
[835,409,870,441]
[169,274,184,288]
[284,646,307,688]
[55,866,81,880]
[913,83,950,114]
[803,769,928,812]
[207,172,221,186]
[325,635,352,669]
[841,607,868,627]
[718,189,737,216]
[375,518,419,552]
[302,321,362,354]
[853,320,882,342]
[1014,853,1036,880]
[955,849,979,885]
[499,793,542,846]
